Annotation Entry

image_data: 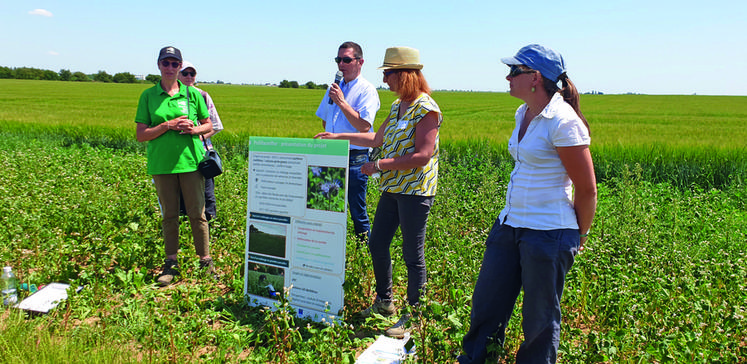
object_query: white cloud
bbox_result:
[29,9,53,17]
[48,51,59,56]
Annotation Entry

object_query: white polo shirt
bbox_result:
[498,92,591,230]
[315,75,380,150]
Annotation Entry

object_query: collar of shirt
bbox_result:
[340,75,361,91]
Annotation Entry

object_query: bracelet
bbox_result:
[580,233,589,238]
[375,160,382,172]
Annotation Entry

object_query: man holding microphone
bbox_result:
[316,41,380,243]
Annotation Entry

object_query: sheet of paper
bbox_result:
[355,334,415,364]
[15,283,71,313]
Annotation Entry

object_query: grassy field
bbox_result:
[0,80,745,363]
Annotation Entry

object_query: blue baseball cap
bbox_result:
[501,44,566,82]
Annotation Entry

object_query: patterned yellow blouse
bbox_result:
[379,93,442,196]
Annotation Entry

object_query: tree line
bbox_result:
[2,66,332,89]
[279,80,328,90]
[0,66,163,84]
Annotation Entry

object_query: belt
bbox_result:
[349,149,368,155]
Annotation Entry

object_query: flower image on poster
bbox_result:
[306,166,345,212]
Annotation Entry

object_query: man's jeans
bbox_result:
[348,150,370,240]
[459,222,580,364]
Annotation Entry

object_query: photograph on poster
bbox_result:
[247,222,287,258]
[306,166,346,212]
[246,263,284,300]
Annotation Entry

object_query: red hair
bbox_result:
[393,70,431,102]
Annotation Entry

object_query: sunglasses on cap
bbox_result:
[160,60,181,68]
[334,56,360,64]
[508,65,536,77]
[181,71,196,77]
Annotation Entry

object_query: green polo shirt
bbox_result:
[135,81,210,175]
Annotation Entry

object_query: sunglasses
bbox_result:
[334,56,360,64]
[508,65,536,77]
[383,70,399,77]
[181,71,196,77]
[160,60,181,68]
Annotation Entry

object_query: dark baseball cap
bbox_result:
[158,46,182,62]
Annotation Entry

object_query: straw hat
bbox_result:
[378,46,423,70]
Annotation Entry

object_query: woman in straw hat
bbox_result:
[458,44,597,364]
[315,46,442,338]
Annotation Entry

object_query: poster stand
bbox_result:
[243,137,349,322]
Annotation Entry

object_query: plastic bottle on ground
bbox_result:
[1,266,19,306]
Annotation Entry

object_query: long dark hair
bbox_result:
[542,74,589,133]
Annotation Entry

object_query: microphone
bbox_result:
[328,70,343,104]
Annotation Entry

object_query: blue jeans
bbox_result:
[459,221,580,364]
[348,150,370,239]
[369,192,434,306]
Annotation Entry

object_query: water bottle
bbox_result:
[1,266,19,306]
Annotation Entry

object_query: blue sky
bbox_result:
[2,1,745,95]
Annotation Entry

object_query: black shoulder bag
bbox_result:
[187,85,223,178]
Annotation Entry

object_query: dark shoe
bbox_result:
[199,258,219,281]
[359,296,396,318]
[385,312,412,338]
[157,259,179,287]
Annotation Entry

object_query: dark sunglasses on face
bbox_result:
[383,70,398,77]
[161,60,181,68]
[508,65,536,77]
[334,56,360,64]
[181,71,196,77]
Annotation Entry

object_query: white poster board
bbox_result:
[244,136,349,322]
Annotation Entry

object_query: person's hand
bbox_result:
[314,132,335,139]
[579,236,588,251]
[361,161,377,176]
[172,116,195,134]
[328,83,345,105]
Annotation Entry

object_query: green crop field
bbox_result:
[0,79,745,363]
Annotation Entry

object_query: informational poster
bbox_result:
[244,136,349,322]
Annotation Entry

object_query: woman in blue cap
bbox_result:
[458,44,597,363]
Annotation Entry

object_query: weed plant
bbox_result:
[0,81,745,362]
[0,132,744,363]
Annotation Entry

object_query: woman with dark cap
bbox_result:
[315,46,442,338]
[135,46,215,286]
[458,44,597,363]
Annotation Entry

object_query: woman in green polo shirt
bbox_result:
[135,46,215,286]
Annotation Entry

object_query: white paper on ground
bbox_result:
[355,334,415,364]
[15,283,74,313]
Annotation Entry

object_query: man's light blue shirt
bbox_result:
[316,75,380,150]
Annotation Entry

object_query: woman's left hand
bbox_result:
[172,116,196,134]
[361,161,378,176]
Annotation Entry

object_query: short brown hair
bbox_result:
[392,70,431,102]
[339,41,363,59]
